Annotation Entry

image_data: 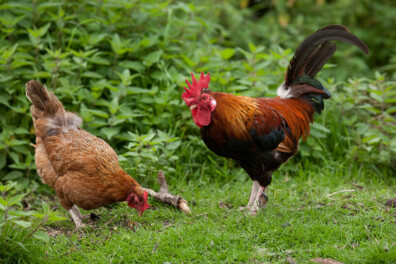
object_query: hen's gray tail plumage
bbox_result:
[26,80,81,132]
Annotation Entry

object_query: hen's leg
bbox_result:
[71,205,100,221]
[71,205,88,219]
[68,206,86,228]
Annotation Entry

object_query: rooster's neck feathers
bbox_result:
[208,92,260,141]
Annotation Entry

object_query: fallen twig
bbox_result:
[191,213,208,218]
[327,189,356,197]
[58,249,78,258]
[105,215,117,226]
[372,200,386,209]
[152,242,160,254]
[156,219,176,233]
[349,183,365,190]
[143,170,191,214]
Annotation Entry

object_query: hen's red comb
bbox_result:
[182,72,211,99]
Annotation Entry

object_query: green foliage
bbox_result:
[297,73,396,168]
[122,129,182,181]
[0,0,394,187]
[0,182,67,263]
[238,0,396,79]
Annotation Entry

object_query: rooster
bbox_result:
[182,25,369,214]
[26,80,150,227]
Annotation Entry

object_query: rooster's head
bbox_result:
[182,72,216,127]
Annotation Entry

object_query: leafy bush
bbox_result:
[238,0,396,78]
[0,182,66,263]
[298,74,396,169]
[0,0,394,191]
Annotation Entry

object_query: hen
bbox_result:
[27,80,150,227]
[182,25,369,214]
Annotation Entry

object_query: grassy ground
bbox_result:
[32,161,396,264]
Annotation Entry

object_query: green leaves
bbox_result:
[299,76,396,168]
[0,183,66,259]
[220,49,235,60]
[122,130,182,178]
[3,171,23,181]
[110,34,131,55]
[143,50,163,67]
[27,23,51,47]
[13,220,32,228]
[101,127,120,140]
[32,231,49,243]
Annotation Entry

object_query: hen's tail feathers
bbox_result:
[279,25,369,113]
[26,80,82,132]
[26,80,65,119]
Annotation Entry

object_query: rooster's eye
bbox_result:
[202,95,207,100]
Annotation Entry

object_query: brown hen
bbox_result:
[27,80,149,227]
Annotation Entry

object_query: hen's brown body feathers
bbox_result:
[37,129,139,210]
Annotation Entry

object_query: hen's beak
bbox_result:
[190,104,197,111]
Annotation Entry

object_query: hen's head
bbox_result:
[182,72,216,127]
[127,191,150,216]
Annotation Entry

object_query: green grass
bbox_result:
[30,161,395,263]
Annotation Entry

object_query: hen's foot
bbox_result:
[69,207,86,228]
[70,205,100,220]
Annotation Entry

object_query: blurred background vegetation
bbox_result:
[0,0,395,193]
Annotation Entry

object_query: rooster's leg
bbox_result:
[250,187,261,215]
[258,186,269,208]
[69,206,86,228]
[247,181,260,209]
[250,186,269,215]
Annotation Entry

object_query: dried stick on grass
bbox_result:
[143,170,191,214]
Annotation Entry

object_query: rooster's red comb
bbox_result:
[182,72,211,99]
